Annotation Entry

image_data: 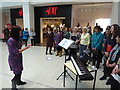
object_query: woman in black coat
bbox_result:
[46,27,54,55]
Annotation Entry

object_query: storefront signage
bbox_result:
[18,9,23,16]
[46,7,58,15]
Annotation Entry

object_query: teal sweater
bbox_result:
[91,32,103,49]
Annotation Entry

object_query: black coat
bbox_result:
[46,32,54,47]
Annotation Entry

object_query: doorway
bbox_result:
[40,17,65,45]
[16,18,24,29]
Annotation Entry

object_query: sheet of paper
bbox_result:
[111,74,120,83]
[58,38,74,49]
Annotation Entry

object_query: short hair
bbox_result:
[83,27,88,33]
[10,26,21,41]
[25,28,28,30]
[106,26,111,30]
[94,26,101,31]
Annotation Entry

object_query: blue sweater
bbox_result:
[22,31,29,39]
[91,32,103,50]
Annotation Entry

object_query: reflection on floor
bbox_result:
[0,42,110,89]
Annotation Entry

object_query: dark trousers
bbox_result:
[23,39,28,46]
[31,39,35,46]
[103,60,114,77]
[92,49,103,68]
[57,46,62,52]
[12,72,22,88]
[46,46,52,54]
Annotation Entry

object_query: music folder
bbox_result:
[58,38,74,50]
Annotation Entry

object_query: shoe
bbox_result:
[106,81,111,85]
[59,51,62,57]
[50,53,52,55]
[11,88,18,90]
[99,76,106,80]
[46,53,48,55]
[17,81,27,85]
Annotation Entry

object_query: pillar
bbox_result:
[111,2,118,24]
[22,3,34,31]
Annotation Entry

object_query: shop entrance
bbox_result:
[40,17,65,45]
[16,18,24,29]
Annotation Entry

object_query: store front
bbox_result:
[10,5,72,45]
[34,5,72,44]
[10,8,24,29]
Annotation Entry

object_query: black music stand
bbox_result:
[56,38,74,81]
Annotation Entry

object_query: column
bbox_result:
[22,3,34,31]
[111,2,118,24]
[118,1,120,25]
[0,2,2,90]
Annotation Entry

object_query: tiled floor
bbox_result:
[0,42,110,89]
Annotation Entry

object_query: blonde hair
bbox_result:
[83,27,88,33]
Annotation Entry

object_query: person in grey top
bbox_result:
[29,28,36,46]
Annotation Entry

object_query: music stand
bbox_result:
[56,38,74,80]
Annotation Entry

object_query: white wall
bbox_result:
[0,0,116,8]
[72,4,112,29]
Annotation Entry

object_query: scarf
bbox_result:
[109,44,120,62]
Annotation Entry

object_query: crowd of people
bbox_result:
[2,27,36,46]
[5,23,120,90]
[45,24,120,90]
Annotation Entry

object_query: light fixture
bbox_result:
[51,25,54,28]
[44,25,47,28]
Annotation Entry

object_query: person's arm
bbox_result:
[106,59,110,67]
[112,64,120,74]
[87,34,90,49]
[19,44,31,53]
[91,34,94,49]
[108,63,116,67]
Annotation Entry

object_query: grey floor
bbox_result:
[0,42,110,89]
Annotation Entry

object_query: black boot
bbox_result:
[17,72,26,85]
[99,75,107,80]
[11,79,17,90]
[17,81,27,85]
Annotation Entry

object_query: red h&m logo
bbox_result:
[46,7,58,15]
[18,9,23,16]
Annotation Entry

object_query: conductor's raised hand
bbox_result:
[26,44,32,49]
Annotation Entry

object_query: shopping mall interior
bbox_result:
[0,0,120,90]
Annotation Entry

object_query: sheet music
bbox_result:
[111,74,120,83]
[71,57,83,75]
[58,38,74,49]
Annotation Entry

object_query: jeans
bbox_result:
[79,44,87,57]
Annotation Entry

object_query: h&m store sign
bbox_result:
[17,6,58,16]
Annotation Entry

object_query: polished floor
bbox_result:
[0,41,110,89]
